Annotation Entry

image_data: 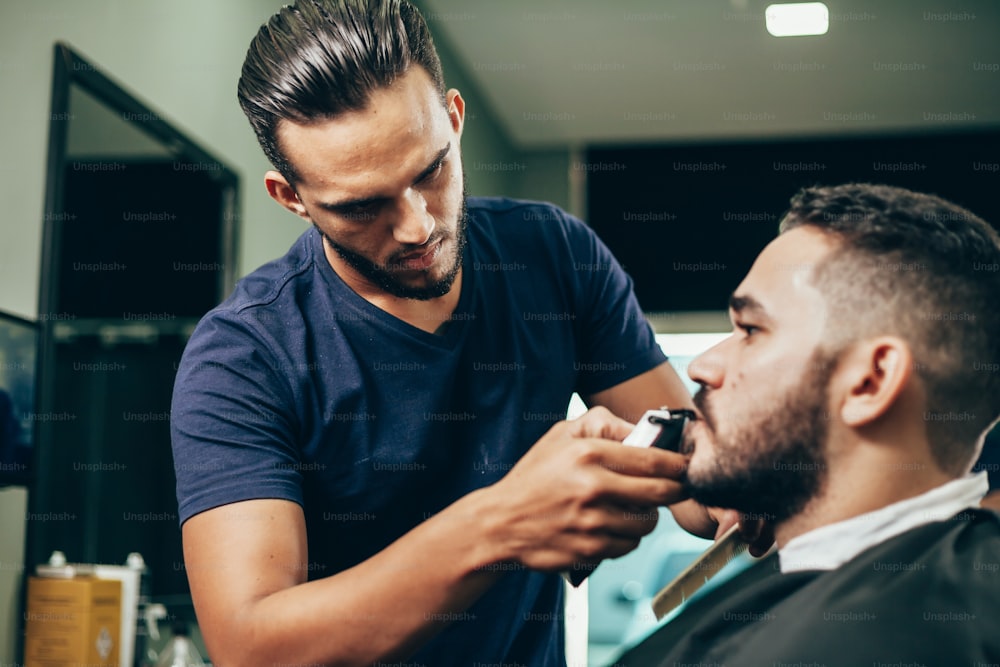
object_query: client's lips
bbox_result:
[670,409,699,422]
[679,411,708,456]
[680,432,696,456]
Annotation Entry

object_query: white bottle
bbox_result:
[154,622,206,667]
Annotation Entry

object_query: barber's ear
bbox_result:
[446,88,465,136]
[265,170,311,221]
[837,338,913,426]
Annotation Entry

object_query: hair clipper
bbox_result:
[564,407,696,586]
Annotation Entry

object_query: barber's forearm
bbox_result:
[219,491,503,667]
[981,490,1000,512]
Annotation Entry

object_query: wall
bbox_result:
[422,5,573,209]
[0,487,28,662]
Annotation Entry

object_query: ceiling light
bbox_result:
[765,2,829,37]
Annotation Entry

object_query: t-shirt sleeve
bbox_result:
[170,309,303,525]
[559,210,667,396]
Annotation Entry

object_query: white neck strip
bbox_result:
[779,472,989,573]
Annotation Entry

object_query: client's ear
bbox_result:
[836,337,913,427]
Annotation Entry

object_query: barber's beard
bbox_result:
[683,350,836,525]
[320,196,469,301]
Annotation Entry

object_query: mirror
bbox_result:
[25,42,239,631]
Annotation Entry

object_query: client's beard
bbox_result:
[683,349,836,525]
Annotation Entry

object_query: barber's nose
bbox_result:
[393,189,434,246]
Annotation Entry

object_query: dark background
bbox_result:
[587,129,1000,312]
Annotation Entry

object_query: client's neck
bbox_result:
[773,446,954,549]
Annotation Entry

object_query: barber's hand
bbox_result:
[482,407,689,572]
[709,508,775,557]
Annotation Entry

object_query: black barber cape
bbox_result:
[616,509,1000,667]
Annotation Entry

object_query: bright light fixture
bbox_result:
[765,2,829,37]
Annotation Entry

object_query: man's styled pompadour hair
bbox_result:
[237,0,446,182]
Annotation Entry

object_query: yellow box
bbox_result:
[25,575,122,667]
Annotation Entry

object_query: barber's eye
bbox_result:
[340,204,378,222]
[420,160,445,183]
[737,323,759,338]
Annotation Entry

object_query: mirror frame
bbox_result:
[21,42,241,657]
[33,42,240,512]
[39,41,240,328]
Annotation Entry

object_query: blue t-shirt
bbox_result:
[171,197,666,666]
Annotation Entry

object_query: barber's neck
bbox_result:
[365,272,463,335]
[324,240,463,334]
